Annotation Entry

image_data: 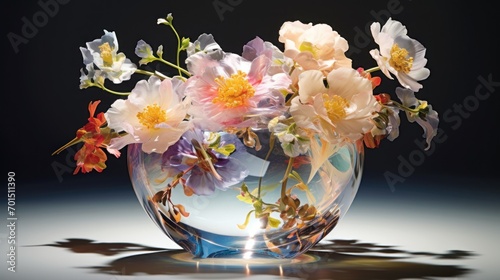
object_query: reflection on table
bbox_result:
[42,238,474,280]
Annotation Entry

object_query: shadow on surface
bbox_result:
[314,239,477,260]
[43,238,474,280]
[35,238,166,256]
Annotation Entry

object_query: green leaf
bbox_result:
[289,170,304,183]
[268,217,281,228]
[253,200,263,216]
[237,210,254,230]
[236,193,254,204]
[207,133,221,148]
[257,183,280,196]
[262,205,276,214]
[139,57,156,66]
[214,144,235,156]
[236,183,254,204]
[241,183,249,193]
[291,182,316,205]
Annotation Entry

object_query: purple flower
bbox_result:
[242,37,292,75]
[242,37,273,61]
[161,129,249,196]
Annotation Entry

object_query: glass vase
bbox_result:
[127,129,363,259]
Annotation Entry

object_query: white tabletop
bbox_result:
[1,176,498,280]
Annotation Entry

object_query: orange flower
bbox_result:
[374,93,391,104]
[357,67,381,89]
[76,100,107,141]
[73,143,108,174]
[360,132,385,149]
[53,100,120,175]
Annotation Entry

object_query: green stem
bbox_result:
[166,23,185,78]
[364,66,380,73]
[280,157,295,207]
[135,69,172,81]
[157,58,191,77]
[389,100,420,114]
[257,133,276,198]
[134,69,156,77]
[261,201,279,207]
[96,83,130,96]
[52,137,81,156]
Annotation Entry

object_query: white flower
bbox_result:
[290,68,380,143]
[105,76,191,154]
[79,64,105,89]
[135,40,156,65]
[186,33,222,57]
[268,116,310,157]
[369,18,430,92]
[157,18,168,25]
[157,13,173,25]
[82,30,137,84]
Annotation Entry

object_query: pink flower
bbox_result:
[184,52,291,131]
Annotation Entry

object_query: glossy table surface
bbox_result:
[1,176,498,280]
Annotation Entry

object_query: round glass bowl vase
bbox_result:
[127,131,363,259]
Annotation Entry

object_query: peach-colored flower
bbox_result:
[279,20,351,75]
[290,68,380,143]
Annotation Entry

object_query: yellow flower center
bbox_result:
[323,94,349,122]
[299,42,318,58]
[99,42,113,67]
[213,71,255,108]
[136,104,167,130]
[389,43,413,73]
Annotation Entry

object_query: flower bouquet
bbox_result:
[53,14,438,259]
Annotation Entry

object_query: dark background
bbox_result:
[2,0,499,199]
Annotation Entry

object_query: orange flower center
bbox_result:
[323,94,349,122]
[389,43,413,73]
[99,42,113,67]
[137,104,167,130]
[213,71,255,108]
